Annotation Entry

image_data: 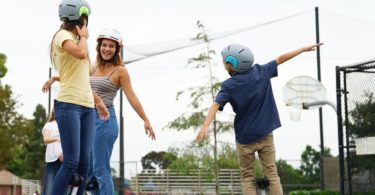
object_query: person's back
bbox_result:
[52,29,94,108]
[218,61,281,144]
[48,1,98,195]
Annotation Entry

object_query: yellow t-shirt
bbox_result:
[52,29,94,108]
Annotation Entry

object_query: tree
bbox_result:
[0,53,47,179]
[299,145,332,184]
[347,92,375,174]
[0,53,8,85]
[166,20,232,133]
[23,105,47,179]
[217,143,238,169]
[141,151,177,170]
[167,145,203,174]
[276,160,304,191]
[166,143,238,171]
[8,104,47,179]
[349,92,375,138]
[165,20,233,194]
[0,53,31,170]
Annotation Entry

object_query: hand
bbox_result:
[76,25,89,39]
[95,102,109,120]
[195,126,209,143]
[301,43,323,52]
[144,121,156,140]
[42,78,54,93]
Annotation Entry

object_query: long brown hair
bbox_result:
[48,109,55,122]
[49,16,89,67]
[95,39,124,69]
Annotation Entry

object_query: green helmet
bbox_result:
[58,0,91,21]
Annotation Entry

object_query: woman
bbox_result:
[43,28,156,194]
[45,0,108,194]
[41,110,62,195]
[89,28,156,195]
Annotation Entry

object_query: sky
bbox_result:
[1,0,375,177]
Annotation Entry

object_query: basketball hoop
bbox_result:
[282,75,327,122]
[286,104,302,122]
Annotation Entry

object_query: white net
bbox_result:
[286,105,302,122]
[122,11,311,65]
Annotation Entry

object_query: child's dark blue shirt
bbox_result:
[215,60,281,144]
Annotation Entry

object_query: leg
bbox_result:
[42,160,62,195]
[92,106,119,195]
[52,101,82,195]
[236,141,257,195]
[76,107,95,195]
[258,134,283,195]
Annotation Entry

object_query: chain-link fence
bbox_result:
[336,59,375,194]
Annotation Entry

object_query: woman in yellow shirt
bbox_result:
[45,0,108,194]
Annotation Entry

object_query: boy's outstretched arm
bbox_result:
[196,102,220,142]
[276,43,323,65]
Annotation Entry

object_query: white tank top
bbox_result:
[42,121,62,162]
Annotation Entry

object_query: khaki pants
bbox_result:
[236,134,283,195]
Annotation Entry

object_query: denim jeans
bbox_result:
[42,159,62,195]
[236,134,283,195]
[52,100,95,195]
[90,106,119,195]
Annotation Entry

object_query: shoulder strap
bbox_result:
[107,66,119,77]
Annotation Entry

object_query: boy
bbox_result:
[195,43,323,194]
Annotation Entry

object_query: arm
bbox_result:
[61,25,89,59]
[93,92,109,120]
[90,65,97,76]
[195,102,220,142]
[276,43,323,65]
[41,75,109,120]
[42,127,60,144]
[42,76,60,93]
[119,67,156,140]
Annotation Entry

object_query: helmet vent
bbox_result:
[110,36,119,41]
[66,4,77,7]
[238,49,245,53]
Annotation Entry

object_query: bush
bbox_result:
[289,189,339,195]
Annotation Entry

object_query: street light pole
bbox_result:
[48,67,52,115]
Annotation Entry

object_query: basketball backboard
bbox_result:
[282,75,327,121]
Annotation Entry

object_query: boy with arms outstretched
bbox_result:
[196,43,323,195]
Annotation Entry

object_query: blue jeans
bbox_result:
[89,106,119,195]
[42,159,62,195]
[52,100,95,195]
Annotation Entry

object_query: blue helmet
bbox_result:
[221,43,254,73]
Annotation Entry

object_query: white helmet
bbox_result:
[221,43,254,73]
[97,28,123,46]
